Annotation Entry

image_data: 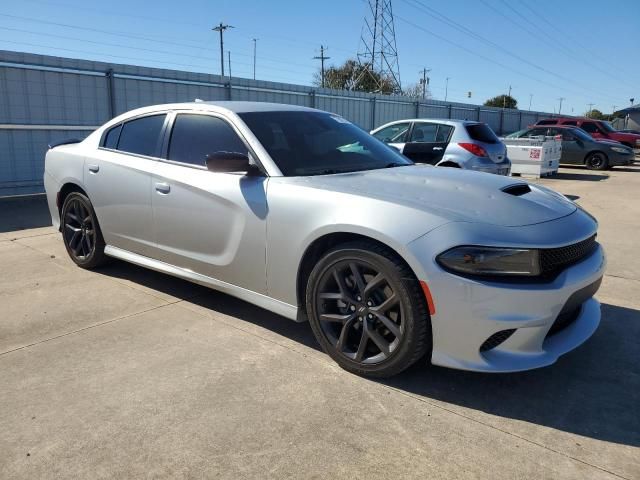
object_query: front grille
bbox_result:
[479,329,516,352]
[540,235,597,276]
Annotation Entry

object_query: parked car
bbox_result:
[535,117,640,149]
[370,119,510,175]
[507,125,634,170]
[44,102,604,377]
[619,129,640,136]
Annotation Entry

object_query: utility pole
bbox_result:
[445,77,450,101]
[419,68,431,100]
[252,38,258,80]
[528,94,533,111]
[612,105,617,114]
[558,97,565,115]
[212,22,234,76]
[587,102,595,115]
[313,45,330,88]
[228,51,232,79]
[503,85,512,109]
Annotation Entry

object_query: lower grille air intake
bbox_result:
[480,329,516,352]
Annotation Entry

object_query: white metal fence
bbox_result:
[0,50,562,196]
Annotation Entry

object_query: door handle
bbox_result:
[155,182,170,194]
[88,164,100,173]
[433,147,444,151]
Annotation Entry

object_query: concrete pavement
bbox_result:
[0,165,638,479]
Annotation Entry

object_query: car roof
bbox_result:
[529,125,580,129]
[113,101,321,120]
[376,118,482,128]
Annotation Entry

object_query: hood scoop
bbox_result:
[502,184,531,196]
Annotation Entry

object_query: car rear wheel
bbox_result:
[61,192,108,269]
[585,152,608,170]
[306,241,431,378]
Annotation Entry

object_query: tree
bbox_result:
[585,109,606,120]
[484,94,518,109]
[403,83,432,100]
[313,59,396,94]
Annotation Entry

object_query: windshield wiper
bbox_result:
[383,162,411,168]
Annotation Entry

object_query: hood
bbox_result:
[595,139,622,146]
[613,131,640,141]
[294,165,576,227]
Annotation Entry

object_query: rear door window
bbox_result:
[465,123,499,144]
[103,124,122,149]
[410,123,438,142]
[562,120,578,126]
[536,120,557,125]
[117,114,166,157]
[167,114,248,167]
[436,125,454,142]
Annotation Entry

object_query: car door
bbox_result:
[371,122,411,152]
[151,111,268,294]
[402,122,447,164]
[84,113,167,257]
[554,129,582,164]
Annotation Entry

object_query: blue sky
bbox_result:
[1,0,637,115]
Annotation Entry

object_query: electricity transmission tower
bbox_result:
[355,0,402,93]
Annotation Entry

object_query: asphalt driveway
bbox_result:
[1,165,638,479]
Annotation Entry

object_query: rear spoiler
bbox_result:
[48,138,82,149]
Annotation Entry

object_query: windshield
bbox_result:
[239,111,413,176]
[599,121,616,133]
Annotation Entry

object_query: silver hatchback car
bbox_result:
[371,119,511,175]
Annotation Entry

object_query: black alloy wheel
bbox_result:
[306,241,431,377]
[61,192,107,268]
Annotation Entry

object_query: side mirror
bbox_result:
[205,151,260,175]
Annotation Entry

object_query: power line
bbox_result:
[0,14,318,72]
[402,0,626,104]
[517,1,638,82]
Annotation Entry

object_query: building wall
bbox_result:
[0,50,562,196]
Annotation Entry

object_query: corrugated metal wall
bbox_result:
[0,50,560,196]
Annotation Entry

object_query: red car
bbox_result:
[535,117,640,149]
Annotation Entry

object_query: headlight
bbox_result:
[437,246,541,277]
[611,146,631,154]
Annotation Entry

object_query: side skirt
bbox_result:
[104,245,300,321]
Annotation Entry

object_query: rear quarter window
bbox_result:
[465,123,500,144]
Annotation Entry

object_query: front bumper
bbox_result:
[406,216,605,373]
[609,152,634,166]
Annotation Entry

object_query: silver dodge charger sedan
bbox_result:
[44,102,605,377]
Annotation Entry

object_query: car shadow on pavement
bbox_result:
[0,195,52,233]
[97,260,638,447]
[95,260,320,351]
[547,171,609,182]
[380,302,640,448]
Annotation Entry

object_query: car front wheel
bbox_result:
[306,241,431,378]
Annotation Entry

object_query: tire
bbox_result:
[585,152,608,170]
[438,162,460,168]
[61,192,108,269]
[305,241,431,378]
